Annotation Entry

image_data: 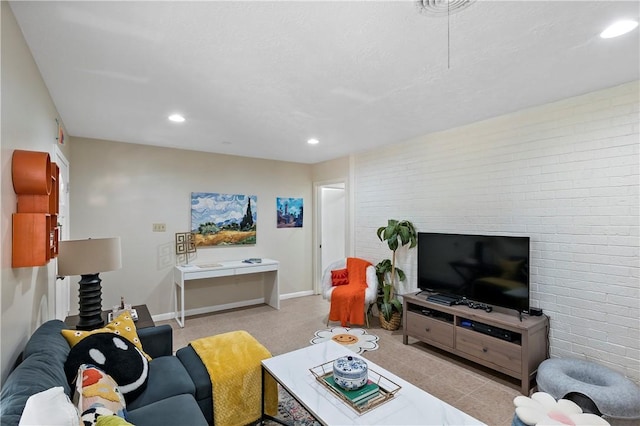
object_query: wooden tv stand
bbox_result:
[402,292,549,395]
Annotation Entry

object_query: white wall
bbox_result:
[68,138,313,318]
[353,81,640,382]
[312,156,349,183]
[0,2,71,384]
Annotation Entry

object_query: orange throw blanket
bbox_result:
[329,257,372,326]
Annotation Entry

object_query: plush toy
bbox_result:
[65,332,149,403]
[513,392,610,426]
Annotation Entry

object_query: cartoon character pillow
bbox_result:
[75,364,126,425]
[65,333,149,403]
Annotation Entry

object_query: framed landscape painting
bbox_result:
[191,192,257,246]
[277,197,303,228]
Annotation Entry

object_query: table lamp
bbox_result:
[57,237,122,330]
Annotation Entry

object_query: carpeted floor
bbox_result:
[161,294,523,426]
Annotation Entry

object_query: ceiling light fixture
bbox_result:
[600,20,638,38]
[307,138,319,145]
[168,114,185,123]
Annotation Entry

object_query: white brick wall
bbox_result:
[354,81,640,382]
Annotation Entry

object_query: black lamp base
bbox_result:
[76,273,104,330]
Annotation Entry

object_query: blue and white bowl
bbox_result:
[332,356,368,390]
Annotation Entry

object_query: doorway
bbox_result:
[314,181,346,293]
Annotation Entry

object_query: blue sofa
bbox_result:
[0,320,208,426]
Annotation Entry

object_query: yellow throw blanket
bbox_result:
[190,330,278,426]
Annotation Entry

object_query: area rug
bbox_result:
[267,385,319,426]
[309,327,379,354]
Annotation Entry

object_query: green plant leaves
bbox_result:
[382,283,392,300]
[390,298,402,313]
[380,302,393,321]
[375,259,405,284]
[376,219,416,251]
[375,219,417,321]
[398,223,417,248]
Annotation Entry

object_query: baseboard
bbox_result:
[151,291,316,322]
[280,290,315,300]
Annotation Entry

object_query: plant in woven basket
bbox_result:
[375,219,417,328]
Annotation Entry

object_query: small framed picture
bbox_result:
[57,122,65,145]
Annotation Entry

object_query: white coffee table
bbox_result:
[261,340,485,425]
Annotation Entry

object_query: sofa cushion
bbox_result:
[23,320,70,361]
[1,320,71,426]
[125,356,195,411]
[61,312,151,360]
[126,394,208,426]
[136,325,173,359]
[0,352,71,426]
[175,345,213,424]
[65,333,149,404]
[175,345,211,401]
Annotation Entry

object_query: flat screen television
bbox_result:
[417,232,530,313]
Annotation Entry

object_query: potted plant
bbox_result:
[375,219,417,330]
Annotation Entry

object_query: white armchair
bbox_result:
[321,258,378,327]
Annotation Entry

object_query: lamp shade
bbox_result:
[57,237,122,276]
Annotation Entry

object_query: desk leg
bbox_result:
[181,279,185,327]
[174,278,184,328]
[264,270,280,310]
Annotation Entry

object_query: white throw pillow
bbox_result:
[19,386,81,426]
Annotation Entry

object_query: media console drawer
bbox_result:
[407,311,454,349]
[455,327,521,376]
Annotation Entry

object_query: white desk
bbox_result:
[173,259,279,327]
[262,341,484,425]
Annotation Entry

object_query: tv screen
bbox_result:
[417,232,530,313]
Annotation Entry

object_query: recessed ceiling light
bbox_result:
[600,20,638,38]
[307,138,319,145]
[168,114,185,122]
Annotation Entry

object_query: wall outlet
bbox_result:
[152,223,166,232]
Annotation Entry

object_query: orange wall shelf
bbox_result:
[11,150,59,268]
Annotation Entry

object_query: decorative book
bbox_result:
[324,376,379,405]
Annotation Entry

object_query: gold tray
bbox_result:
[309,359,401,415]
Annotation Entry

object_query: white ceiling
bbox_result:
[10,1,640,164]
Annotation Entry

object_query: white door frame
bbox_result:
[52,145,70,320]
[313,179,348,295]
